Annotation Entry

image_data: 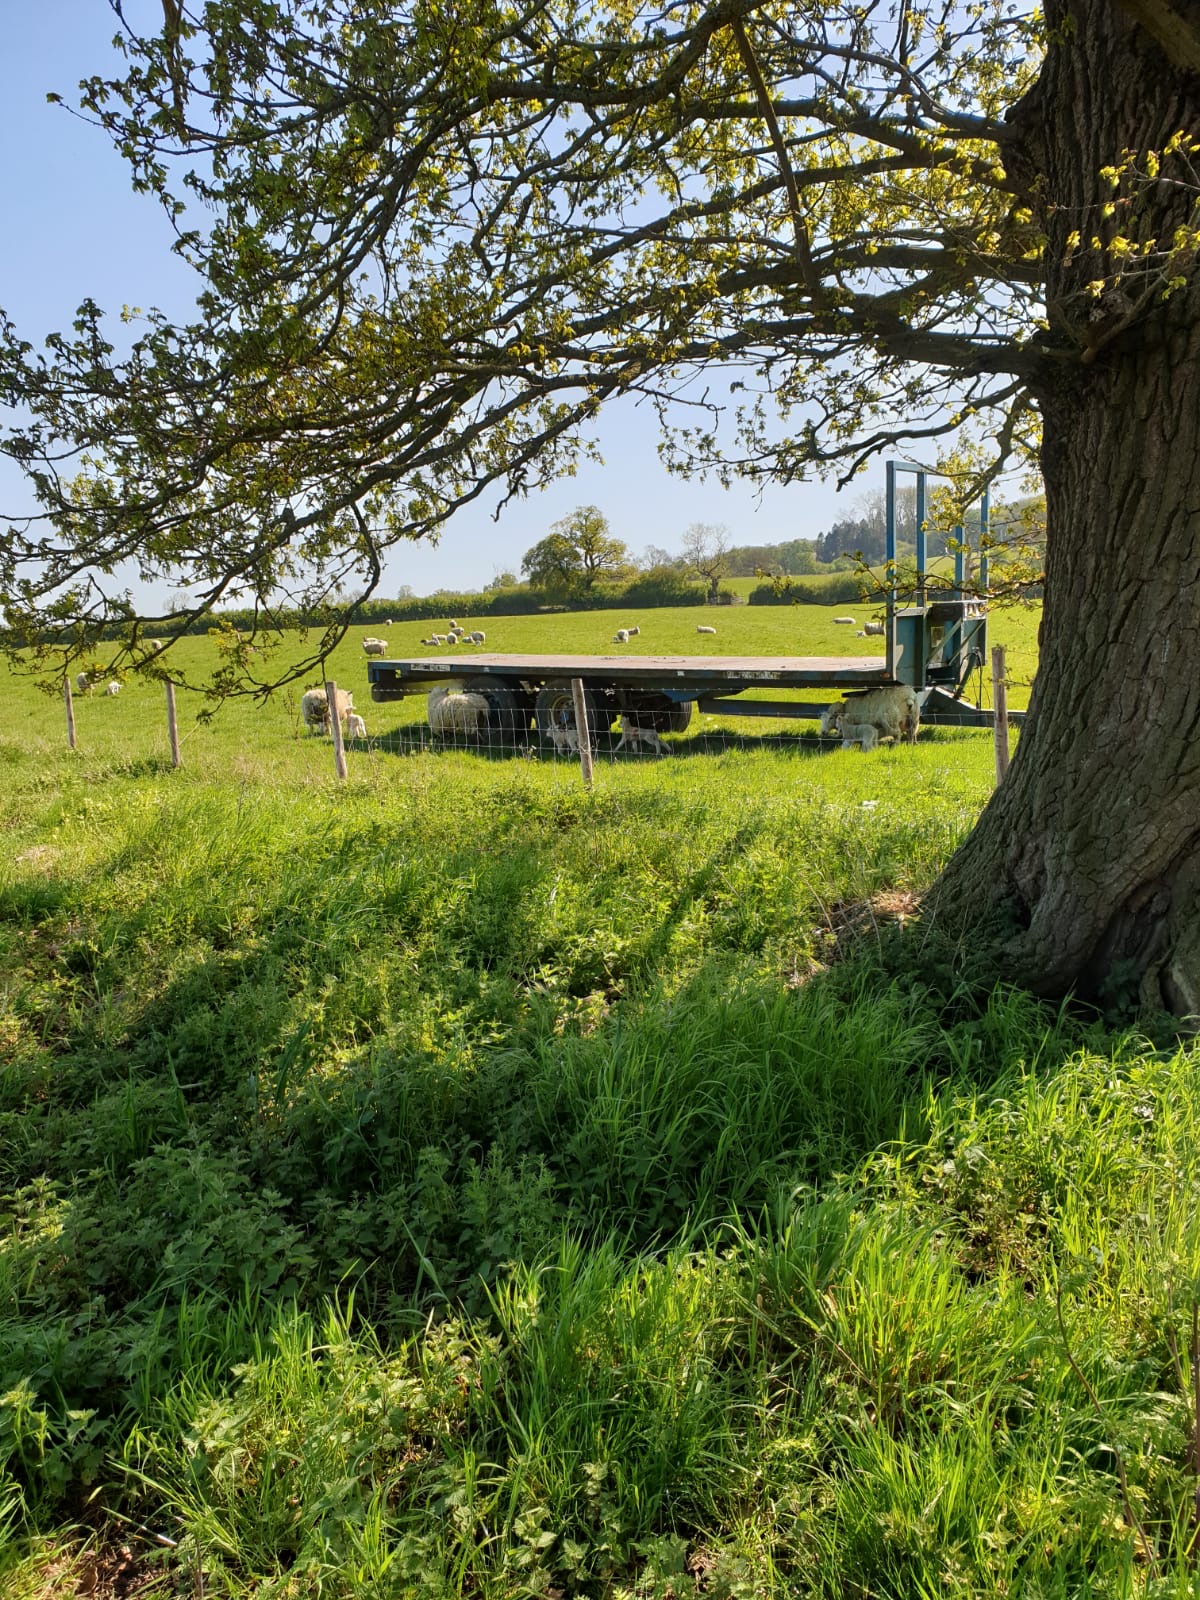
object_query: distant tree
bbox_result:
[679,522,731,601]
[642,543,678,569]
[485,569,519,591]
[521,507,632,596]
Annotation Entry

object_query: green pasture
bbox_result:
[7,596,1194,1600]
[7,599,1041,778]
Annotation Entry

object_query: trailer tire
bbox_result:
[462,678,531,743]
[623,696,694,734]
[535,681,610,746]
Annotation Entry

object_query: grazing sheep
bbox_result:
[613,629,630,644]
[863,620,886,637]
[427,683,490,738]
[820,684,920,747]
[627,625,641,637]
[430,634,447,645]
[697,625,717,635]
[615,717,669,756]
[384,619,394,627]
[103,681,122,697]
[361,637,388,655]
[74,671,94,694]
[301,685,355,734]
[447,619,458,631]
[833,616,857,626]
[344,712,368,739]
[468,630,486,645]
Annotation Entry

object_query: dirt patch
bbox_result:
[825,887,922,952]
[31,1544,165,1599]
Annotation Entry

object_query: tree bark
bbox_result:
[934,1,1200,1015]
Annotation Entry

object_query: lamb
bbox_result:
[840,720,880,752]
[863,621,886,637]
[427,682,490,739]
[361,637,388,655]
[301,685,355,734]
[74,671,94,694]
[819,684,920,747]
[546,721,581,754]
[697,625,717,635]
[613,629,630,644]
[103,681,122,696]
[833,616,857,626]
[430,634,447,645]
[468,630,486,645]
[627,625,641,637]
[615,716,669,756]
[344,712,368,739]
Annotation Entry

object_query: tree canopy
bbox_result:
[0,0,1052,685]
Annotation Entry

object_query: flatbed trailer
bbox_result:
[366,460,1025,742]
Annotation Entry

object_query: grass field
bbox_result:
[5,600,1198,1598]
[11,599,1042,777]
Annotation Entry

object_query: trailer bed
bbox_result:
[370,652,893,693]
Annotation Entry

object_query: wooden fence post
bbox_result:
[165,679,181,769]
[571,677,594,789]
[325,678,349,780]
[991,644,1010,785]
[63,677,76,750]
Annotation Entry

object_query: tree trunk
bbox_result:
[934,2,1200,1016]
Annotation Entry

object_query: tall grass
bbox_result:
[3,613,1196,1596]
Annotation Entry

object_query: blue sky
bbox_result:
[0,1,862,605]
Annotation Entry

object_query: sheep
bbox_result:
[430,634,447,645]
[301,685,355,734]
[468,630,486,645]
[833,616,857,626]
[697,625,717,635]
[546,721,581,755]
[361,637,388,655]
[613,629,630,644]
[344,712,368,739]
[863,620,886,637]
[384,619,394,627]
[615,716,669,756]
[447,619,459,631]
[103,681,122,697]
[427,682,490,739]
[819,684,920,747]
[627,625,641,637]
[840,720,880,752]
[74,671,94,694]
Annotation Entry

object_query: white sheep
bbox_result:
[627,625,641,637]
[103,681,122,697]
[840,720,880,752]
[697,625,717,635]
[447,619,459,631]
[361,637,388,655]
[613,629,630,644]
[820,685,919,747]
[427,683,490,739]
[468,630,486,645]
[546,721,581,754]
[344,712,367,739]
[74,671,93,694]
[863,621,886,637]
[430,634,447,645]
[384,619,394,627]
[615,716,669,756]
[833,616,857,626]
[301,685,355,734]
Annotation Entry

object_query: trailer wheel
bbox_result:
[463,678,531,743]
[535,681,610,746]
[623,696,694,734]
